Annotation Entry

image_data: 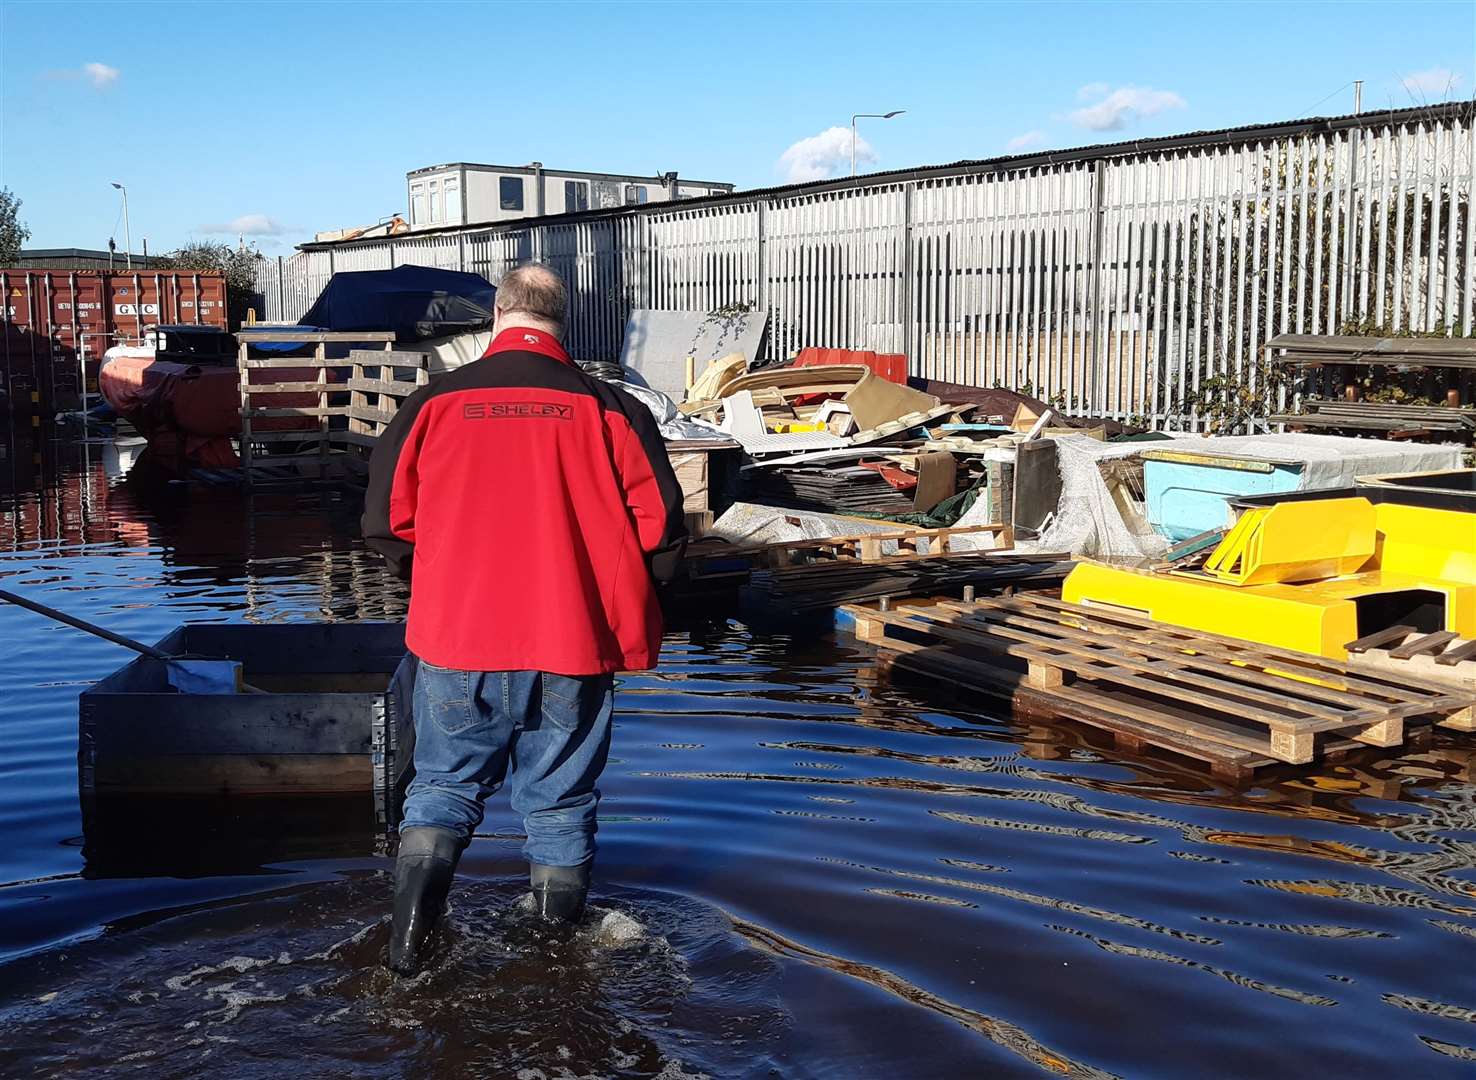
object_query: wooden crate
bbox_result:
[845,593,1476,779]
[666,440,740,515]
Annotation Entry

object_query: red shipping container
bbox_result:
[0,269,228,412]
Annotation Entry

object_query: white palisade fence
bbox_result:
[256,104,1474,431]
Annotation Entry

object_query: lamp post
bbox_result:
[851,110,906,176]
[110,182,132,270]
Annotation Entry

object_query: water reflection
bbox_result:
[1,437,1476,1076]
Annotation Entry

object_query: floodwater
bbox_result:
[2,434,1475,1079]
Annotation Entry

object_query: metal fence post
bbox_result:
[902,183,916,365]
[1086,159,1108,415]
[756,201,768,312]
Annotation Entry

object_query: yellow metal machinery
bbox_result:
[1200,497,1376,585]
[1063,493,1476,660]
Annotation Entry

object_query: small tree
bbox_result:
[156,240,264,328]
[0,188,32,265]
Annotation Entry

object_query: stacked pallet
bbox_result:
[845,594,1476,780]
[742,552,1071,617]
[679,522,1014,598]
[1270,399,1476,438]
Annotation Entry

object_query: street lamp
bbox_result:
[110,182,132,270]
[851,110,906,176]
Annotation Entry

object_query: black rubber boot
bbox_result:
[387,826,463,975]
[529,862,591,922]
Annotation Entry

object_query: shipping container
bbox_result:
[0,269,229,413]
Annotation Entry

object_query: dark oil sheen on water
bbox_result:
[1,437,1475,1079]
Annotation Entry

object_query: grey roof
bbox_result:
[308,101,1472,251]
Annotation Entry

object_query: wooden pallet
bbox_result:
[236,332,426,483]
[742,551,1072,616]
[686,521,1011,570]
[844,594,1476,778]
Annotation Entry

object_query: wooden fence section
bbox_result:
[236,330,425,482]
[846,593,1476,779]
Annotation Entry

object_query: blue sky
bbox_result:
[1,0,1470,255]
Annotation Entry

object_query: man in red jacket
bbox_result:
[362,264,685,974]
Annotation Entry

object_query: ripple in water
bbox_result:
[0,875,782,1080]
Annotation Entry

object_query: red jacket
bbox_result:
[362,328,686,674]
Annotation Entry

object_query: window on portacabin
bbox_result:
[624,185,648,205]
[565,181,589,213]
[500,176,524,212]
[410,183,426,226]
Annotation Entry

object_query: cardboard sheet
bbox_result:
[911,452,957,512]
[843,373,941,431]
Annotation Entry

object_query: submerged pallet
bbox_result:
[746,552,1072,617]
[844,593,1476,779]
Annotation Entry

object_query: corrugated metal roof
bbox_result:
[304,101,1473,252]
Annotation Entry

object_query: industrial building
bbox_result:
[405,162,734,230]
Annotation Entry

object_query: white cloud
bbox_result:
[777,126,876,183]
[201,214,289,237]
[82,62,119,88]
[1070,85,1186,131]
[1400,67,1464,100]
[43,62,120,88]
[1076,82,1110,102]
[1006,131,1048,152]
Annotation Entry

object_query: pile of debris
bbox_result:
[674,342,1083,527]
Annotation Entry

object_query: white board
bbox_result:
[618,309,769,401]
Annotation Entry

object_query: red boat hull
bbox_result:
[99,355,323,470]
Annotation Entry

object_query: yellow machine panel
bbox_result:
[1201,498,1376,586]
[1373,503,1476,584]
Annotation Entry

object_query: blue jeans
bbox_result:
[400,662,614,868]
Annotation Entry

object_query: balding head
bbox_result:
[493,264,568,341]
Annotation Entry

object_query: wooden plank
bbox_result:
[347,405,397,426]
[345,348,430,367]
[1345,625,1418,653]
[1436,639,1476,666]
[238,330,397,342]
[346,377,420,397]
[1389,630,1461,660]
[243,406,348,419]
[243,381,335,395]
[243,358,338,369]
